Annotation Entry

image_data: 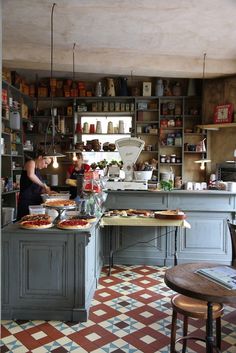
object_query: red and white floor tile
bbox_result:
[1,265,236,352]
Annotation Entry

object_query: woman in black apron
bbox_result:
[17,151,51,220]
[67,152,90,199]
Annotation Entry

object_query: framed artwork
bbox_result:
[214,103,234,124]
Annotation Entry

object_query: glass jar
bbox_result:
[170,154,176,163]
[165,156,170,163]
[168,119,175,127]
[160,154,166,163]
[175,134,182,146]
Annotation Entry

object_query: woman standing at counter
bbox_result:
[17,150,52,220]
[66,152,90,199]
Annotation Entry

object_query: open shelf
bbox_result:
[197,123,236,130]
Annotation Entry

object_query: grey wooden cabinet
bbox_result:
[104,190,236,266]
[1,222,102,321]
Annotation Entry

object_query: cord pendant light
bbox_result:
[194,53,211,170]
[45,2,65,167]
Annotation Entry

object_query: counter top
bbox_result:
[105,189,236,195]
[2,220,98,234]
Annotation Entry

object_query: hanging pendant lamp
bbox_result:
[44,2,65,167]
[65,42,81,161]
[194,53,211,170]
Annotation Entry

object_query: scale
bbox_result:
[105,137,148,190]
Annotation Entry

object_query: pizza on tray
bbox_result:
[57,219,90,230]
[43,200,76,207]
[20,214,52,223]
[68,215,97,223]
[105,209,152,217]
[20,219,53,229]
[154,210,186,220]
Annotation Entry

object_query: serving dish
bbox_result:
[154,210,186,220]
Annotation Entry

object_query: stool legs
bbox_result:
[182,316,188,353]
[170,309,177,353]
[170,310,222,353]
[216,317,221,350]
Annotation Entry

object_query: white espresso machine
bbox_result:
[105,137,148,190]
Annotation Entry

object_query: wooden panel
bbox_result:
[105,191,168,210]
[1,240,9,305]
[113,225,166,265]
[169,193,235,211]
[178,213,231,263]
[12,236,74,307]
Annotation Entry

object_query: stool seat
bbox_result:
[172,294,223,319]
[170,294,224,353]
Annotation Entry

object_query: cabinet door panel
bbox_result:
[178,212,231,263]
[169,193,235,211]
[105,192,168,210]
[1,240,10,305]
[111,225,166,265]
[12,235,74,307]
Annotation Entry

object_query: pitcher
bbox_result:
[117,77,128,96]
[106,78,116,96]
[95,81,103,97]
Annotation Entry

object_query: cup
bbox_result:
[89,124,95,134]
[51,174,58,186]
[96,121,102,133]
[107,121,113,134]
[185,182,193,190]
[118,120,125,134]
[76,123,82,133]
[83,122,89,133]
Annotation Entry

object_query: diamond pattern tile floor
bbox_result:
[1,265,236,352]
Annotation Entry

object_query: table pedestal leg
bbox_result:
[174,226,178,266]
[108,226,113,276]
[206,302,215,353]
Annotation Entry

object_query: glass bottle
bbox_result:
[155,79,164,96]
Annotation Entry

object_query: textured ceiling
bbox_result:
[2,0,236,80]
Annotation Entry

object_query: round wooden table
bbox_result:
[164,262,236,353]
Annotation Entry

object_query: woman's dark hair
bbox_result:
[76,152,83,159]
[24,148,46,162]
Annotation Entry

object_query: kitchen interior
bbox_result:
[1,1,236,353]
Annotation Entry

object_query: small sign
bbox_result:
[214,104,233,124]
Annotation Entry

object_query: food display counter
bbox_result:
[1,220,103,321]
[103,190,236,267]
[2,189,236,321]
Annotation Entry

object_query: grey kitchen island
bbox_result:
[1,221,103,321]
[2,189,236,321]
[103,190,236,267]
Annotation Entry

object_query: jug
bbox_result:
[106,78,116,96]
[107,121,114,134]
[95,81,103,97]
[117,77,128,96]
[83,122,89,133]
[118,120,125,134]
[155,79,164,96]
[96,121,102,133]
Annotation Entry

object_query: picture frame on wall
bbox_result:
[214,103,234,124]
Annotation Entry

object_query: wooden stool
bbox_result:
[227,220,236,267]
[170,294,224,353]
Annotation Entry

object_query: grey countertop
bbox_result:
[105,189,236,195]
